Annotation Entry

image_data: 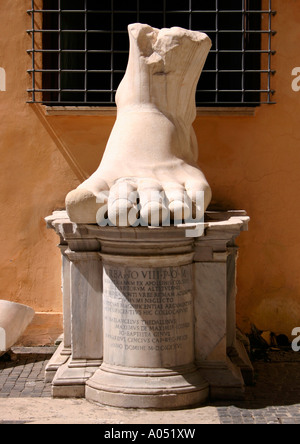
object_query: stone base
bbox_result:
[45,341,71,383]
[209,385,245,401]
[52,358,102,398]
[86,363,209,409]
[198,358,245,400]
[228,339,254,386]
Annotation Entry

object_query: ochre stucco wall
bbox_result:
[0,0,299,344]
[197,1,300,337]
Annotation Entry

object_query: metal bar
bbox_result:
[137,0,140,23]
[27,69,276,75]
[27,49,275,54]
[28,89,272,93]
[27,69,276,74]
[27,100,276,105]
[110,0,114,104]
[28,9,276,14]
[28,29,116,33]
[28,69,124,73]
[27,29,276,34]
[84,0,87,103]
[58,0,61,102]
[27,49,129,53]
[189,0,192,30]
[268,0,272,103]
[196,89,273,93]
[31,0,35,103]
[241,1,245,103]
[215,0,219,104]
[28,89,115,93]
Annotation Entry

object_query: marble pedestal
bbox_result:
[44,231,71,383]
[45,210,252,407]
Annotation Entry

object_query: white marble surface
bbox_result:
[66,24,212,225]
[0,300,34,356]
[69,255,103,361]
[194,262,227,362]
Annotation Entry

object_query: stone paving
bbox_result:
[0,349,53,399]
[212,350,300,424]
[1,347,300,424]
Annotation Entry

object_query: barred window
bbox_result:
[27,0,276,107]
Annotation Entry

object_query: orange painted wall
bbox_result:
[0,0,299,344]
[197,1,300,337]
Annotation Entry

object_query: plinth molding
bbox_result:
[86,363,209,410]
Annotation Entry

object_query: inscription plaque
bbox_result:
[103,264,194,368]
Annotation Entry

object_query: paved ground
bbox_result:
[1,347,300,424]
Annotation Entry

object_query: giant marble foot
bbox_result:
[66,23,212,226]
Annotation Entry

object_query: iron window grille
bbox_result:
[27,0,276,107]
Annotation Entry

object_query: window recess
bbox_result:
[27,0,276,107]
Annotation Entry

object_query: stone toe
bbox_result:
[137,179,168,226]
[66,188,105,224]
[106,179,138,226]
[163,182,191,222]
[185,178,211,220]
